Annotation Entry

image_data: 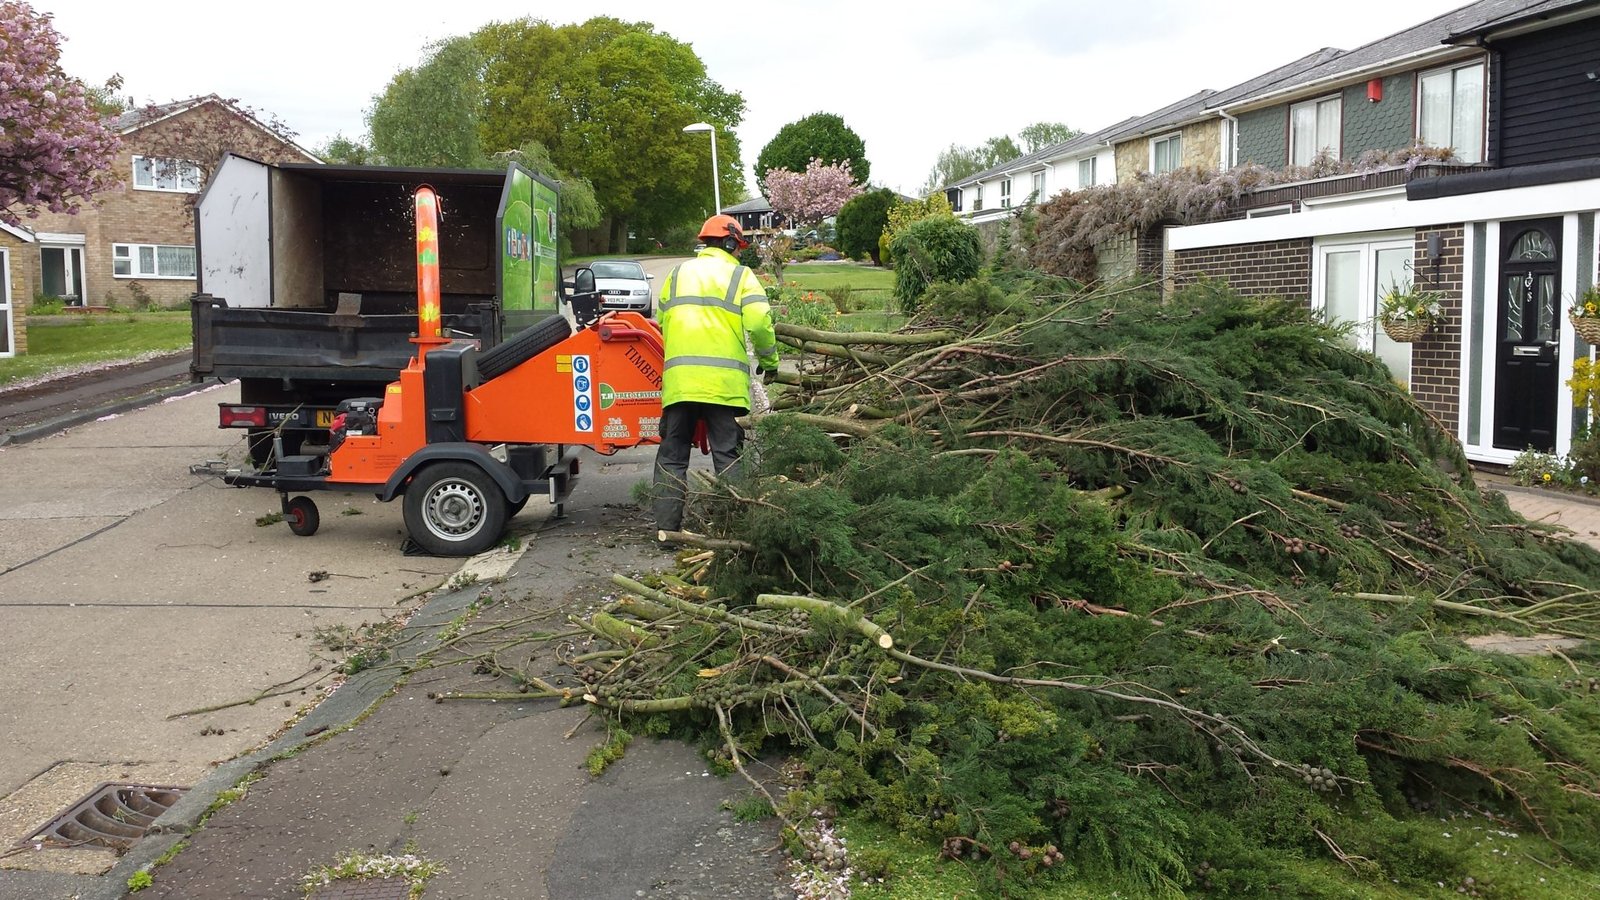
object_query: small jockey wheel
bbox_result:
[283,495,320,537]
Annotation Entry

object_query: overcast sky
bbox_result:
[36,0,1470,197]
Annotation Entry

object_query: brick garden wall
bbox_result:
[1408,224,1465,432]
[1170,239,1313,302]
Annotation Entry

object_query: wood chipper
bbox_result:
[223,185,665,556]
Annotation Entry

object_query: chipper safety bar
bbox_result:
[223,185,665,556]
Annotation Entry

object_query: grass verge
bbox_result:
[1,313,191,387]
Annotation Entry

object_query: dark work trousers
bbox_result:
[652,401,746,534]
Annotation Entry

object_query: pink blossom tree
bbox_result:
[0,1,121,226]
[764,157,861,227]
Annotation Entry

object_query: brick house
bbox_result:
[1,221,36,357]
[23,95,318,315]
[1156,0,1600,467]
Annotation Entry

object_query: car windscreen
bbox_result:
[589,261,644,279]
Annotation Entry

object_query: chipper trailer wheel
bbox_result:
[284,496,320,537]
[402,462,509,557]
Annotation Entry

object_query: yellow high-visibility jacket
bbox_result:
[656,247,779,410]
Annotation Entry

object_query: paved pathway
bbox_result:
[1485,475,1600,553]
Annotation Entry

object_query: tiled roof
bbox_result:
[1096,89,1217,143]
[1444,0,1598,40]
[1204,47,1347,109]
[945,117,1139,191]
[721,196,772,214]
[115,95,214,133]
[1246,0,1556,99]
[112,94,321,163]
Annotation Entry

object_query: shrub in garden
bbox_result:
[881,193,954,268]
[889,215,983,311]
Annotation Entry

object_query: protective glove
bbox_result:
[761,366,778,386]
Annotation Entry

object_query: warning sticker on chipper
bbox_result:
[572,354,594,432]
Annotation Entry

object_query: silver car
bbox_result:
[591,259,654,317]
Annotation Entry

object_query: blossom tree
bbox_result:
[0,1,121,226]
[764,157,861,227]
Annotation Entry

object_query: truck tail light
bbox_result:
[219,405,268,428]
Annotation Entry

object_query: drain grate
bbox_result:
[19,782,188,852]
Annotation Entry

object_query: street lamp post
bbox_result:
[682,122,720,215]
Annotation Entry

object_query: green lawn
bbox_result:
[782,263,897,325]
[783,263,893,292]
[1,313,191,387]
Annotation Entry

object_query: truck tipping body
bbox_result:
[192,154,562,461]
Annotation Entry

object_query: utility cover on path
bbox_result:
[311,877,412,899]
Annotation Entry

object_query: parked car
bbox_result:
[589,259,654,317]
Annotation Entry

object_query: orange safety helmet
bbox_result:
[698,214,748,250]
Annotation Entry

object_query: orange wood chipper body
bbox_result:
[223,186,664,556]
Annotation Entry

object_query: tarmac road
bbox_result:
[125,448,791,900]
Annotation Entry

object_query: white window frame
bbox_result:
[1312,233,1416,386]
[113,242,197,279]
[1416,60,1486,165]
[1030,170,1045,202]
[1078,156,1097,188]
[1150,133,1182,174]
[1246,204,1294,219]
[132,155,203,193]
[999,177,1012,209]
[974,184,984,211]
[1289,94,1343,166]
[0,248,13,358]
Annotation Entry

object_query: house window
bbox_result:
[947,188,963,212]
[1000,178,1012,208]
[1290,95,1342,166]
[1315,238,1414,387]
[974,184,983,211]
[113,243,197,279]
[1151,134,1182,174]
[132,156,202,192]
[1419,61,1485,164]
[1078,157,1096,188]
[1031,170,1045,201]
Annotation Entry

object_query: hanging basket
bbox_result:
[1381,318,1432,343]
[1571,313,1600,345]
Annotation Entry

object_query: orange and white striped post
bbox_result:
[413,185,447,349]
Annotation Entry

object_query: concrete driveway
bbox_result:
[0,384,461,875]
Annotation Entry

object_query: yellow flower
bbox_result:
[1586,301,1597,315]
[1543,472,1553,482]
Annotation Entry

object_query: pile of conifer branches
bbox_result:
[447,274,1600,897]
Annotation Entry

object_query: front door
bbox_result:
[40,245,86,306]
[1493,219,1562,452]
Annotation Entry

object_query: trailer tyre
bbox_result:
[285,496,320,537]
[476,316,572,382]
[403,462,508,557]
